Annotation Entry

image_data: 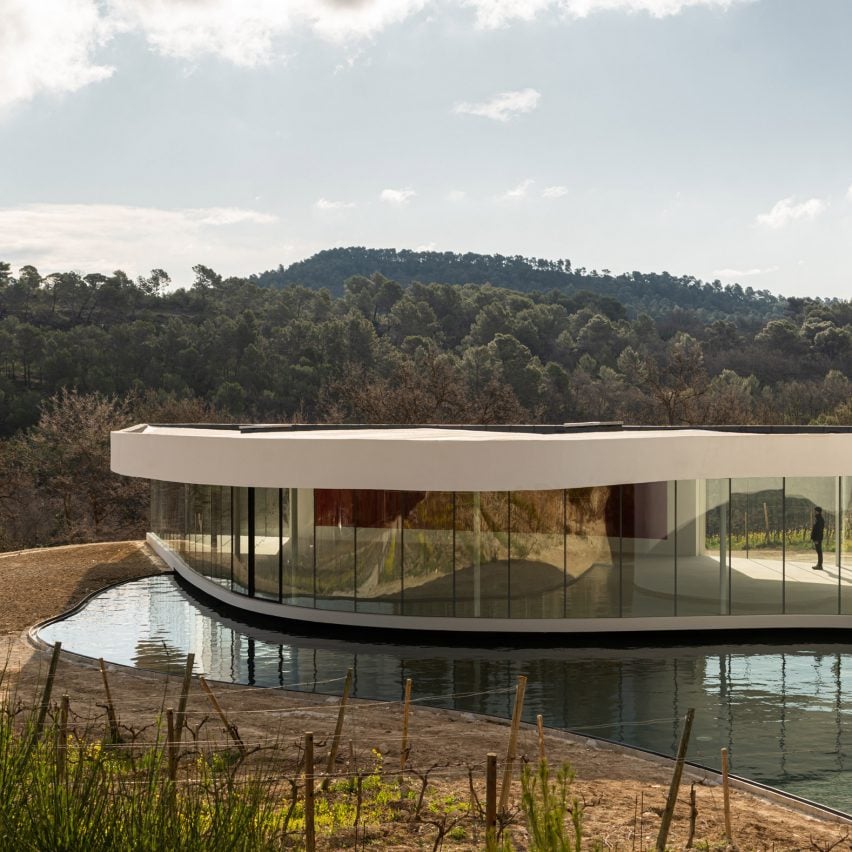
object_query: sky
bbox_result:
[1,0,851,297]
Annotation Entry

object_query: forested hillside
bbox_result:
[253,247,785,323]
[2,254,852,549]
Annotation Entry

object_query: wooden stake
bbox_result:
[400,677,412,770]
[199,676,246,755]
[174,652,195,745]
[98,658,120,744]
[721,746,733,844]
[485,752,497,850]
[686,782,697,848]
[305,731,316,852]
[35,641,61,737]
[56,694,69,783]
[655,707,695,852]
[632,794,638,852]
[322,668,352,791]
[166,708,177,781]
[536,713,545,765]
[499,674,527,812]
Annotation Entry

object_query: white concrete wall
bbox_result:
[113,425,852,492]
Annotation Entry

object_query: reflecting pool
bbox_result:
[39,575,852,812]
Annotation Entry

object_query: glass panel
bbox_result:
[151,480,162,539]
[730,477,783,615]
[232,487,250,595]
[621,481,675,617]
[841,478,852,614]
[209,486,232,587]
[355,490,402,614]
[254,488,280,601]
[509,490,565,618]
[566,486,620,618]
[675,479,730,616]
[401,491,454,617]
[455,492,509,618]
[784,477,838,614]
[191,484,214,579]
[314,489,355,611]
[283,488,314,607]
[176,483,189,561]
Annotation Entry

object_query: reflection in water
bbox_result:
[39,575,852,811]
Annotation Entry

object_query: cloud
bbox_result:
[0,203,286,285]
[713,265,779,278]
[542,185,568,198]
[107,0,428,65]
[0,0,115,110]
[195,207,278,225]
[446,190,467,202]
[465,0,750,29]
[453,88,541,122]
[315,197,356,211]
[2,0,750,106]
[846,184,852,201]
[755,196,827,229]
[500,179,534,200]
[380,188,416,205]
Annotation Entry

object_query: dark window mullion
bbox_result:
[248,488,256,597]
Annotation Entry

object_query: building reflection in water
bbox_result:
[39,575,852,811]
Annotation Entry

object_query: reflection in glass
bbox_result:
[730,478,783,615]
[210,485,231,587]
[402,491,454,617]
[254,488,280,601]
[149,476,852,623]
[355,490,402,614]
[842,478,852,615]
[455,492,509,618]
[566,487,620,618]
[784,477,838,614]
[283,488,314,607]
[675,479,729,616]
[509,490,565,618]
[314,489,355,611]
[232,487,250,595]
[621,481,676,617]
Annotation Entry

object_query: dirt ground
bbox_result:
[2,540,851,850]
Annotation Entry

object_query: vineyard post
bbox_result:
[57,694,69,782]
[400,677,412,770]
[655,707,695,852]
[721,746,733,844]
[98,658,120,744]
[499,674,527,812]
[175,652,195,745]
[322,668,352,791]
[199,676,245,754]
[486,752,497,849]
[165,708,177,781]
[36,641,61,737]
[305,731,316,852]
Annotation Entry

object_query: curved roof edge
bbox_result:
[111,423,852,492]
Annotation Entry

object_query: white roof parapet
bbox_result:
[110,424,852,492]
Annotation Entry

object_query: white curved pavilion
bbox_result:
[111,423,852,633]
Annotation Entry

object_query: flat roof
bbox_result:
[145,422,852,436]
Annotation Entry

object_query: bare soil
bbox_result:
[1,541,850,850]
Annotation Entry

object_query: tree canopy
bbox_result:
[1,251,850,549]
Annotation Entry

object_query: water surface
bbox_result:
[38,575,852,811]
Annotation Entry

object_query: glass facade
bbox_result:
[150,475,852,621]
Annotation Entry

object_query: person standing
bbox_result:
[811,506,825,570]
